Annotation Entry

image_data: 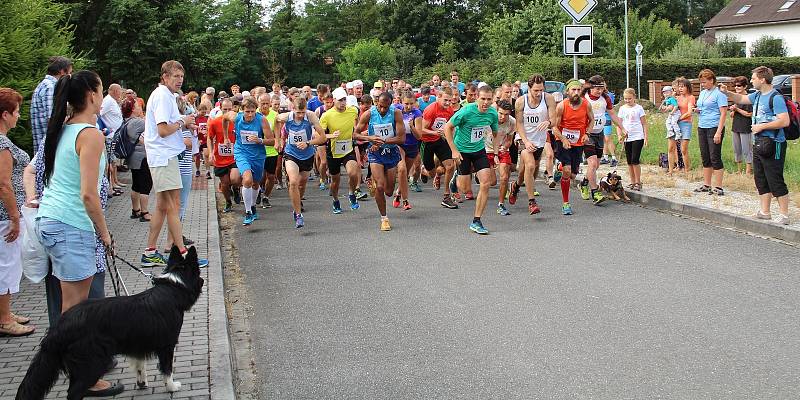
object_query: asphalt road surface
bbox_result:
[232,173,799,399]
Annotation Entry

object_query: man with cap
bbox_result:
[347,80,364,107]
[580,75,624,205]
[320,87,363,213]
[552,79,594,216]
[346,81,354,96]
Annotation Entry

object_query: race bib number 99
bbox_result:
[562,128,580,144]
[471,126,490,143]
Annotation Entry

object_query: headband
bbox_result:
[565,80,582,90]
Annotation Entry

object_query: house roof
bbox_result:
[704,0,800,29]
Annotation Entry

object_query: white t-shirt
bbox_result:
[618,104,645,142]
[486,115,515,152]
[144,85,185,167]
[100,95,123,133]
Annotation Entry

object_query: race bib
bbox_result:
[374,123,394,139]
[562,128,581,144]
[403,119,411,135]
[198,123,208,135]
[217,143,233,156]
[333,139,353,157]
[432,117,447,131]
[524,113,540,125]
[471,125,490,143]
[241,130,259,145]
[287,128,306,145]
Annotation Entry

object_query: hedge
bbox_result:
[410,55,800,95]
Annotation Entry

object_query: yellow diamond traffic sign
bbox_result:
[560,0,597,22]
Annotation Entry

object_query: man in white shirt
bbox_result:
[141,60,196,267]
[100,84,123,133]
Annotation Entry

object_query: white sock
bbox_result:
[242,187,253,212]
[251,188,260,205]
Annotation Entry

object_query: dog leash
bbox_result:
[105,234,155,296]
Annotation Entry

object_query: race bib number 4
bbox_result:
[333,139,353,157]
[374,123,394,139]
[217,143,233,156]
[562,128,581,144]
[287,129,306,145]
[471,126,490,143]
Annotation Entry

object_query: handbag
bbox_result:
[21,205,48,283]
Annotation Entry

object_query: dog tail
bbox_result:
[16,345,62,400]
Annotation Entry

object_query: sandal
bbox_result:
[633,183,643,191]
[138,211,151,222]
[131,209,141,219]
[0,321,35,337]
[10,313,30,325]
[694,184,711,193]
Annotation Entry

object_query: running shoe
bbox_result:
[508,182,520,205]
[195,170,201,177]
[380,218,392,231]
[441,195,459,209]
[561,202,573,215]
[453,192,463,203]
[433,174,441,190]
[528,200,541,215]
[232,187,242,204]
[410,181,422,192]
[349,193,360,210]
[580,178,590,200]
[553,169,563,184]
[465,191,474,200]
[256,192,262,206]
[354,188,368,200]
[198,258,209,268]
[534,191,540,196]
[367,178,376,197]
[293,212,304,228]
[776,214,790,226]
[600,157,610,165]
[182,236,194,246]
[393,194,401,208]
[547,176,556,190]
[262,197,272,209]
[206,171,212,179]
[421,174,429,184]
[332,199,342,214]
[709,187,725,196]
[251,206,259,220]
[402,200,412,210]
[592,191,606,205]
[223,202,233,213]
[469,221,489,235]
[141,251,167,267]
[610,158,618,167]
[497,204,511,216]
[243,212,255,226]
[319,181,327,190]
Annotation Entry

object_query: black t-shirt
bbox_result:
[732,103,753,133]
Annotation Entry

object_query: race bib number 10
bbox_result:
[374,123,394,139]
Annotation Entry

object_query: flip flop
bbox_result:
[0,321,35,337]
[10,313,30,325]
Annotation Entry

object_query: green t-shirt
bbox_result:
[264,109,279,157]
[450,103,499,153]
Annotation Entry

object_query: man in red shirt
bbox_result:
[421,87,458,209]
[552,79,594,216]
[207,98,241,212]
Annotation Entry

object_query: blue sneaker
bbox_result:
[294,212,305,228]
[251,206,259,220]
[349,194,359,210]
[198,258,209,268]
[243,212,255,226]
[610,158,618,167]
[332,199,342,214]
[553,168,563,183]
[469,221,489,235]
[141,251,167,267]
[496,204,511,216]
[319,181,327,190]
[561,202,573,216]
[222,202,233,213]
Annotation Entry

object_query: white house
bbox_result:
[704,0,800,57]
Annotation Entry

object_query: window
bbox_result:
[778,1,796,11]
[736,4,751,15]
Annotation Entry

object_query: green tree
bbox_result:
[663,36,721,59]
[1,0,81,154]
[750,35,788,58]
[716,35,746,58]
[392,40,424,79]
[479,0,568,57]
[336,39,396,84]
[593,10,683,59]
[437,39,459,63]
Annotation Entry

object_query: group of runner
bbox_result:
[203,73,627,234]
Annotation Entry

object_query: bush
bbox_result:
[336,39,396,84]
[750,35,788,58]
[716,35,746,58]
[663,36,721,59]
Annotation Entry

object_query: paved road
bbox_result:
[232,172,799,399]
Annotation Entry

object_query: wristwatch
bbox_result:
[177,119,185,130]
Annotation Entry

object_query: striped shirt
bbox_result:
[30,75,58,153]
[179,129,194,175]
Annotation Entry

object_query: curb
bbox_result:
[627,190,800,245]
[206,180,237,400]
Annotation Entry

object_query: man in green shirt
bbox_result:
[444,85,499,235]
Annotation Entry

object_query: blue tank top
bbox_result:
[402,108,423,146]
[39,123,107,232]
[234,112,266,158]
[367,105,397,149]
[283,112,316,160]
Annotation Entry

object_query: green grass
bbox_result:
[604,112,800,192]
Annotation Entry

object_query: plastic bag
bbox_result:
[21,205,48,283]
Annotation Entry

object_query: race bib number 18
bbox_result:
[471,126,489,143]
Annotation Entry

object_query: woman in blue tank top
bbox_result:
[274,96,328,228]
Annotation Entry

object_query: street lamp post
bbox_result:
[625,0,630,89]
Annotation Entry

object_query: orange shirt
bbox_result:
[558,99,591,146]
[677,95,696,122]
[208,116,236,167]
[421,101,454,143]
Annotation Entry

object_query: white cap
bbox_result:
[662,85,674,93]
[352,80,364,87]
[332,87,348,100]
[242,90,251,97]
[477,82,488,89]
[346,81,354,89]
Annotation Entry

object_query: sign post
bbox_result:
[635,41,643,98]
[560,0,597,80]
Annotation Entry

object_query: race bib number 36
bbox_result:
[333,139,353,157]
[471,126,489,143]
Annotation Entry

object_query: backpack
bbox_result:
[112,119,136,159]
[757,91,800,141]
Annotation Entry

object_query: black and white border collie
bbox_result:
[16,246,205,400]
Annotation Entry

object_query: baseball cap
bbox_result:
[205,87,215,95]
[662,85,674,93]
[346,81,354,89]
[477,82,488,89]
[242,90,251,97]
[233,93,244,104]
[352,80,364,87]
[332,87,348,100]
[374,81,383,88]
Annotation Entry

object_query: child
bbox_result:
[660,85,681,174]
[618,88,648,191]
[195,101,212,179]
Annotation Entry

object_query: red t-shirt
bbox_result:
[196,115,209,145]
[421,101,454,143]
[558,99,592,146]
[208,116,236,167]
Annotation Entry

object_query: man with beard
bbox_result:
[552,79,594,216]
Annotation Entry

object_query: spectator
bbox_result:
[100,83,124,193]
[30,56,73,154]
[694,69,728,195]
[722,66,792,225]
[0,88,34,337]
[230,84,241,96]
[176,95,195,240]
[205,86,216,103]
[186,91,199,112]
[674,76,695,173]
[141,60,196,267]
[729,76,753,175]
[659,85,681,174]
[121,98,152,223]
[450,71,465,97]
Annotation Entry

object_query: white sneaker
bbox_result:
[776,214,790,225]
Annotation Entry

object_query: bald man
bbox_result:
[101,83,124,133]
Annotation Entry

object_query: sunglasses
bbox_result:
[734,84,745,87]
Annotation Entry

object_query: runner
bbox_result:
[307,84,329,113]
[314,92,334,190]
[320,87,362,213]
[207,99,241,212]
[444,84,499,234]
[195,100,212,179]
[581,75,625,204]
[552,79,594,215]
[460,83,477,107]
[421,87,458,209]
[486,99,514,216]
[258,93,280,208]
[354,92,406,231]
[512,74,555,214]
[221,97,274,226]
[346,80,363,107]
[274,96,330,228]
[399,91,424,196]
[355,94,373,200]
[417,86,436,111]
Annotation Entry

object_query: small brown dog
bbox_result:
[600,171,630,202]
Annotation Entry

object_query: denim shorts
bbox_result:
[678,121,692,140]
[36,217,98,282]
